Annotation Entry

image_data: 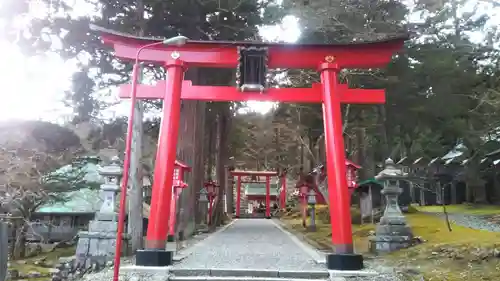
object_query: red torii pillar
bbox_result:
[235,176,242,218]
[265,175,271,218]
[91,24,407,271]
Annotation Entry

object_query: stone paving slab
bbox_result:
[173,219,326,271]
[171,268,329,278]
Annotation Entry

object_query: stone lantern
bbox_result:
[75,156,129,269]
[97,156,123,220]
[197,187,209,232]
[199,187,209,204]
[307,189,317,232]
[369,158,413,253]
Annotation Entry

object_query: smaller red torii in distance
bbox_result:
[231,170,279,219]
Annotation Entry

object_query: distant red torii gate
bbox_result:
[231,170,279,219]
[90,24,407,274]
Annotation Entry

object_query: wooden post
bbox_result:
[420,187,425,206]
[359,193,363,225]
[127,69,144,253]
[0,221,7,281]
[409,181,415,203]
[451,181,457,204]
[369,185,374,225]
[127,0,145,253]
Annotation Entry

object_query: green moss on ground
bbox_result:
[281,208,500,281]
[9,246,76,280]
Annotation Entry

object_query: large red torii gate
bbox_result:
[90,24,407,274]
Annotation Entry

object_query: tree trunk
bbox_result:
[127,0,145,253]
[12,221,27,260]
[224,165,232,215]
[308,130,315,170]
[211,103,231,229]
[299,137,304,169]
[176,66,208,237]
[376,105,390,159]
[205,110,216,179]
[275,126,281,167]
[176,99,200,238]
[192,100,206,225]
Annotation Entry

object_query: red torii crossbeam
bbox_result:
[90,24,407,272]
[119,81,385,104]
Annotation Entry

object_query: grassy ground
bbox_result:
[281,208,500,281]
[414,204,500,216]
[9,246,75,280]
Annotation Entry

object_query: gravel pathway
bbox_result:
[77,220,404,280]
[429,212,500,232]
[173,219,325,270]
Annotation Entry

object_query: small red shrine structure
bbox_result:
[231,170,279,219]
[296,159,362,205]
[345,159,361,190]
[90,24,407,274]
[203,179,218,224]
[167,160,191,242]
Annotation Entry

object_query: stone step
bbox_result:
[169,277,331,281]
[170,268,329,279]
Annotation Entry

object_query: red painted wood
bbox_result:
[101,34,405,69]
[265,176,271,217]
[175,160,192,171]
[236,176,242,217]
[145,60,185,248]
[320,62,354,251]
[345,159,361,169]
[119,81,385,104]
[230,170,279,176]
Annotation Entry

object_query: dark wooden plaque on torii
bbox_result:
[90,24,407,272]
